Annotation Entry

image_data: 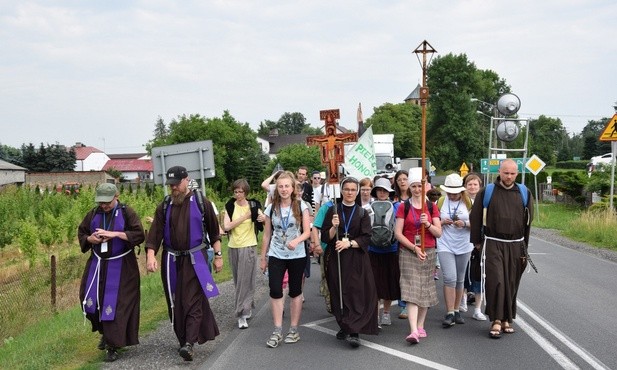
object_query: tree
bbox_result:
[581,118,611,159]
[145,116,169,153]
[19,142,75,172]
[426,53,509,170]
[527,115,568,166]
[147,111,269,193]
[257,112,312,136]
[0,144,23,166]
[267,144,323,175]
[365,103,422,159]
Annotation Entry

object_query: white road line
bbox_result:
[518,301,610,370]
[516,317,579,370]
[303,319,456,370]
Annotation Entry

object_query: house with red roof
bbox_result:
[103,153,153,182]
[73,143,110,171]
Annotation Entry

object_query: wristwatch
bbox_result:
[214,251,222,257]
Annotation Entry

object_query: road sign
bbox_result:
[599,113,617,141]
[459,162,469,177]
[525,154,546,175]
[480,158,525,174]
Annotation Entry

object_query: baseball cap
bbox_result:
[95,183,117,202]
[166,166,188,185]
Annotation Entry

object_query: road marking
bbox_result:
[303,318,456,370]
[516,317,579,370]
[518,301,610,370]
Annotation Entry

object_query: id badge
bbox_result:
[342,237,349,244]
[100,241,108,253]
[414,234,421,246]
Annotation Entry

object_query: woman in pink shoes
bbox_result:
[394,168,442,344]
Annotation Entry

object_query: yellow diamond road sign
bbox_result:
[525,154,546,176]
[599,113,617,141]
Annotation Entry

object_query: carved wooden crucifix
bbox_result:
[306,109,358,184]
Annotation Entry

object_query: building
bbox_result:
[73,143,110,171]
[103,153,153,182]
[0,159,26,187]
[404,84,422,106]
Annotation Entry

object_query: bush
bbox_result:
[555,160,588,170]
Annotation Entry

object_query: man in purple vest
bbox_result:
[78,183,145,362]
[146,166,223,362]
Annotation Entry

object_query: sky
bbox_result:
[1,0,615,154]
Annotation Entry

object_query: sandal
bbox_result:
[502,322,515,334]
[266,332,283,348]
[489,320,502,339]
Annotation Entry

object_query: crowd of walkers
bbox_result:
[78,159,533,362]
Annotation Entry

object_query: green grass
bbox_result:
[0,272,168,370]
[0,236,238,370]
[533,202,617,252]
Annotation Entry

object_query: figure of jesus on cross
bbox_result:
[306,109,358,184]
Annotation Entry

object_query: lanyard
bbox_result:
[341,204,357,237]
[448,198,461,220]
[102,205,118,230]
[279,205,291,235]
[409,201,421,230]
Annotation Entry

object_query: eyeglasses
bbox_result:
[233,190,245,194]
[313,177,321,180]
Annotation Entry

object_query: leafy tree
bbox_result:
[527,115,568,166]
[426,53,508,170]
[581,118,611,159]
[148,111,269,193]
[257,112,312,136]
[0,144,23,166]
[19,143,75,172]
[365,103,422,159]
[266,144,323,175]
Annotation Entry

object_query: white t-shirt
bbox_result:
[264,201,309,260]
[437,197,473,255]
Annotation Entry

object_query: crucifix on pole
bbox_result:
[413,40,436,253]
[306,109,358,184]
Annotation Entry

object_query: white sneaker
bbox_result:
[238,317,248,329]
[459,298,468,312]
[381,312,392,326]
[472,312,487,321]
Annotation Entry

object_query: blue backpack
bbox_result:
[482,183,530,226]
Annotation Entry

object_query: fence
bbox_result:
[0,253,92,344]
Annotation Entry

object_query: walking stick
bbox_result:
[333,183,343,315]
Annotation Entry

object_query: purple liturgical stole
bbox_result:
[84,206,127,321]
[164,193,219,302]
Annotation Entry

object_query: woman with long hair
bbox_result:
[392,170,412,319]
[260,171,311,348]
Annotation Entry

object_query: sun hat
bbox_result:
[439,173,466,193]
[371,177,394,198]
[95,183,117,202]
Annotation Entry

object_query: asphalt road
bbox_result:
[200,229,617,370]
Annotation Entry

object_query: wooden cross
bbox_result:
[306,109,358,184]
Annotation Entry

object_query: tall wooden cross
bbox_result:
[306,109,358,184]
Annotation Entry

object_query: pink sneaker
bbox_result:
[418,328,427,338]
[405,331,419,344]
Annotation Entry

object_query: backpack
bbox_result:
[403,199,435,222]
[481,183,530,227]
[436,195,472,215]
[225,198,264,236]
[370,201,396,248]
[162,189,211,246]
